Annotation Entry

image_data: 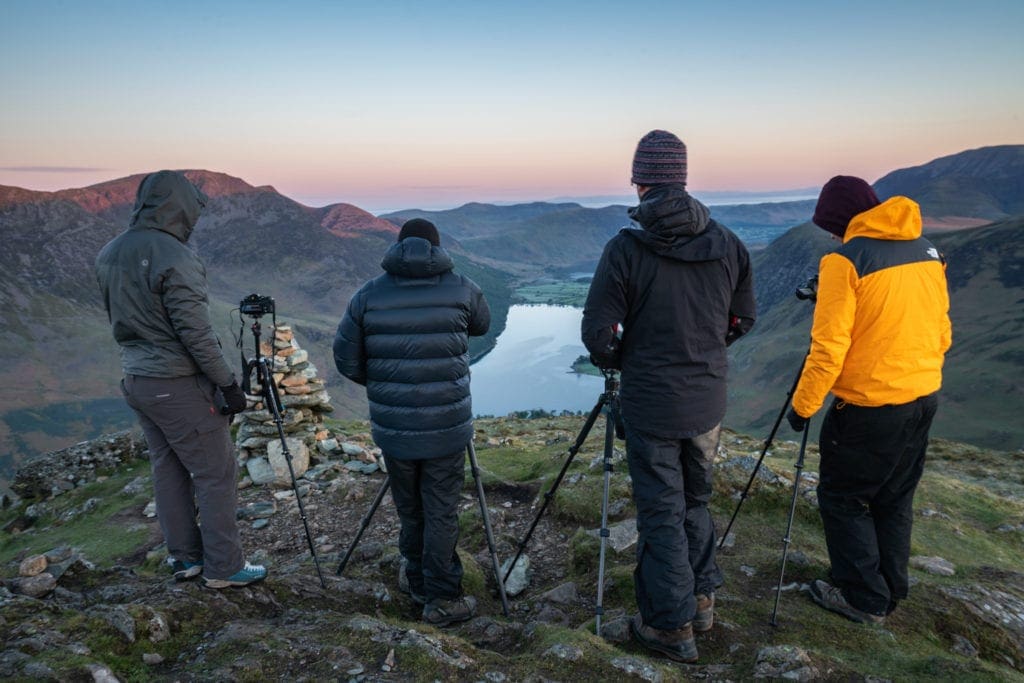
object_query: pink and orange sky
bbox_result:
[2,1,1022,212]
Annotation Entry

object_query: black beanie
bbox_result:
[398,218,440,246]
[813,176,881,239]
[631,130,688,186]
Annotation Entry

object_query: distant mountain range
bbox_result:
[1,144,1021,476]
[0,171,513,476]
[874,145,1024,227]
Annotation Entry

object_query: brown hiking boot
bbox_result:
[423,595,477,627]
[809,580,885,625]
[694,592,715,632]
[630,614,698,663]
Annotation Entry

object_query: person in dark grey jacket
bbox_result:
[95,170,266,588]
[582,131,755,662]
[334,218,490,626]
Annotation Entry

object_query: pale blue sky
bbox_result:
[1,1,1021,210]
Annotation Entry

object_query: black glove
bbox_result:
[219,382,248,415]
[786,407,808,432]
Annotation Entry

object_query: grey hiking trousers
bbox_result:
[121,373,243,580]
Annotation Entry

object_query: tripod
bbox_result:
[718,358,806,548]
[335,441,511,617]
[771,419,811,626]
[715,355,815,625]
[503,369,621,634]
[242,315,327,589]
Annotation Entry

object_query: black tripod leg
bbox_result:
[467,441,511,617]
[719,358,807,549]
[258,359,327,589]
[770,419,811,626]
[594,400,617,634]
[336,476,391,576]
[503,397,605,584]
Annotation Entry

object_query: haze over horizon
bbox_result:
[2,1,1022,211]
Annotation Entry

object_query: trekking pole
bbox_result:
[770,418,812,626]
[503,394,606,584]
[251,320,326,589]
[467,441,511,616]
[594,373,620,635]
[719,356,807,549]
[336,476,391,576]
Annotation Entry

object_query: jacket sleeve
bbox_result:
[160,254,235,387]
[468,281,491,337]
[791,253,858,417]
[333,290,367,386]
[726,240,756,346]
[581,237,628,367]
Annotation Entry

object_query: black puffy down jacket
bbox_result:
[333,237,490,459]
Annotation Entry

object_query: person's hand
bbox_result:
[220,382,248,415]
[786,407,808,432]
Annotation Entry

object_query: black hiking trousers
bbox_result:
[817,392,938,616]
[625,423,724,630]
[384,449,466,602]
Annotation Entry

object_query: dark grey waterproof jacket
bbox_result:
[582,184,755,438]
[94,171,235,387]
[333,237,490,459]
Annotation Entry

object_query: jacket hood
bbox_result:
[845,196,922,242]
[129,171,208,242]
[625,184,725,261]
[381,237,455,277]
[628,184,710,239]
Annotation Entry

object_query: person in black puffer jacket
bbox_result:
[582,131,756,662]
[333,218,490,626]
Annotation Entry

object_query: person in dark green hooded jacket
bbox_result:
[95,170,266,588]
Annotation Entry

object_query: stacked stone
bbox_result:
[234,323,334,487]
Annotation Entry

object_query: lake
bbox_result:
[470,304,603,417]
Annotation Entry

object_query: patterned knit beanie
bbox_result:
[631,130,688,187]
[398,218,440,246]
[813,176,881,238]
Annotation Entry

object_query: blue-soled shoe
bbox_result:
[169,558,203,581]
[204,562,267,589]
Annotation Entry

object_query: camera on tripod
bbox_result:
[240,293,275,317]
[795,276,818,302]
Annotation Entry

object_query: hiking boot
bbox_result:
[169,558,204,581]
[398,559,426,605]
[422,595,477,627]
[694,592,715,632]
[809,580,885,625]
[204,562,267,589]
[630,614,698,663]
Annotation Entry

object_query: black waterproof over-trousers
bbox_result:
[384,450,466,602]
[625,423,724,630]
[817,393,938,616]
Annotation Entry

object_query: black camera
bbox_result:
[795,276,818,302]
[240,293,275,317]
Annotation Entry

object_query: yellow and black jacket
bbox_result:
[792,196,952,417]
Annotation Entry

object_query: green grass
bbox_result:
[0,460,153,567]
[512,281,589,307]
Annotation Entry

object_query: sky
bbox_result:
[1,0,1022,212]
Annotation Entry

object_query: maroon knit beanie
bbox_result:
[398,218,440,246]
[812,176,881,238]
[631,130,687,187]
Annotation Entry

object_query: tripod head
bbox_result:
[236,293,281,412]
[795,276,818,302]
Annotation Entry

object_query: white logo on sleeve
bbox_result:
[926,248,939,260]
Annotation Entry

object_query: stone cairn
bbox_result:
[234,323,381,487]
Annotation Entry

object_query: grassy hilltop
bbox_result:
[1,415,1022,681]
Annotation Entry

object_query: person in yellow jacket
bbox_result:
[786,175,951,625]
